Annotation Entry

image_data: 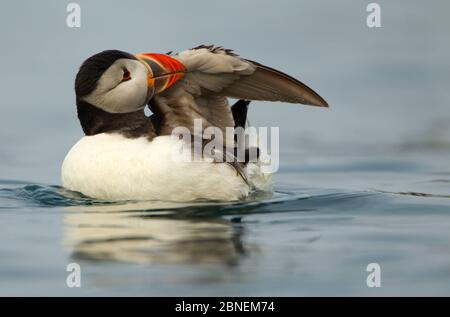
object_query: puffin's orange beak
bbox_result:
[135,53,186,94]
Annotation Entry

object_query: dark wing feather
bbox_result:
[222,60,328,107]
[231,99,250,128]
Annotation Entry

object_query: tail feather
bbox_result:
[231,99,250,128]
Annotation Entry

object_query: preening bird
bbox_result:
[62,45,328,201]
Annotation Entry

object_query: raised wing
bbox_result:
[149,45,328,140]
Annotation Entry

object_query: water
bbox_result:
[1,149,450,296]
[1,0,450,296]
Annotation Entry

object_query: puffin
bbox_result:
[62,45,328,201]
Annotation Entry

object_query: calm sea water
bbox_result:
[1,1,450,296]
[1,149,450,296]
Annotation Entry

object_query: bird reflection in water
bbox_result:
[63,201,255,266]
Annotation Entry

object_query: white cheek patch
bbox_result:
[82,59,150,113]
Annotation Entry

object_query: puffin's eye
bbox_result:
[121,68,131,82]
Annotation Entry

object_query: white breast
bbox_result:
[61,134,270,201]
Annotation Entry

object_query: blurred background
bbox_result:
[1,0,449,183]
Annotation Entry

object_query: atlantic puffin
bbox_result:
[62,45,328,201]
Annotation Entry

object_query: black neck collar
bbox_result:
[76,99,158,139]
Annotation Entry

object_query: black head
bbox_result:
[75,50,137,98]
[75,49,154,114]
[74,50,156,137]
